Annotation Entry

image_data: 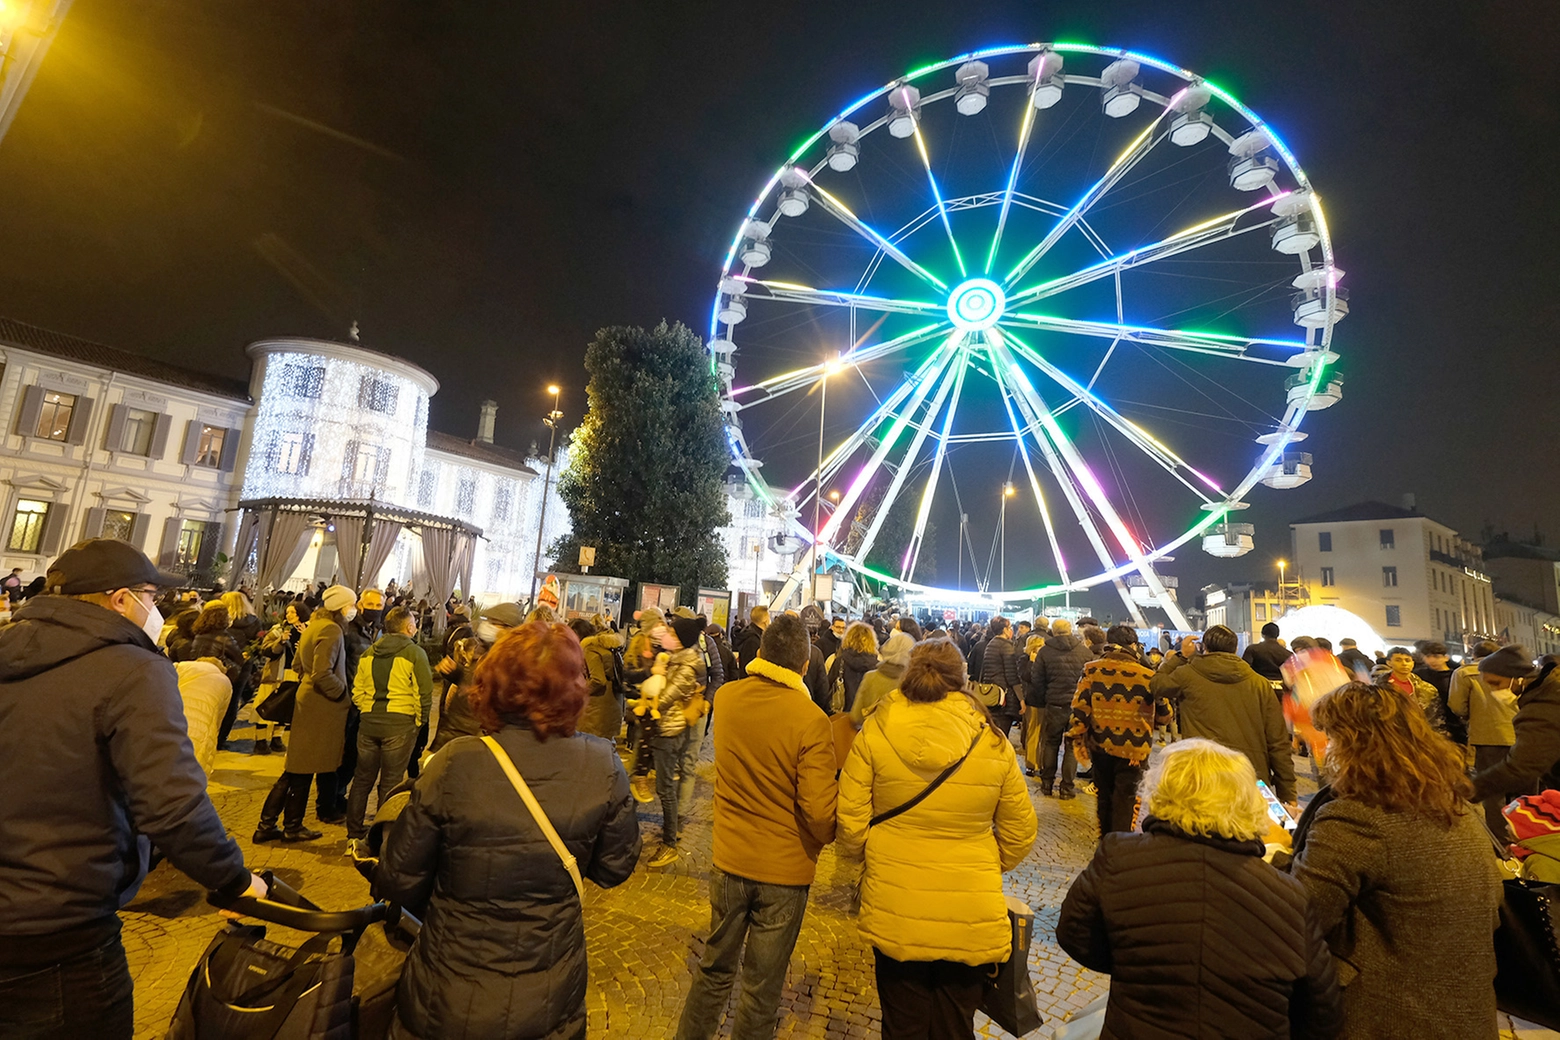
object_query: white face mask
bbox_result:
[476,621,501,644]
[341,606,358,622]
[136,598,164,644]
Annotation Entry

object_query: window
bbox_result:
[273,432,313,475]
[1435,608,1442,630]
[194,425,225,467]
[1385,605,1402,628]
[35,391,75,441]
[1382,566,1398,587]
[1379,528,1395,549]
[417,468,437,508]
[1318,531,1332,552]
[358,376,400,414]
[119,408,156,455]
[456,477,476,514]
[492,484,512,523]
[1254,603,1267,621]
[283,363,325,399]
[101,509,136,542]
[1320,566,1335,587]
[348,443,391,485]
[8,499,48,551]
[175,520,216,571]
[744,499,765,519]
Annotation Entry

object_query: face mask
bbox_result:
[137,599,164,644]
[341,606,358,622]
[476,621,501,644]
[361,608,383,626]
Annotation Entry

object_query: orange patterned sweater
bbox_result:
[1067,648,1173,766]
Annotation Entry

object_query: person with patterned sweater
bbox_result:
[1069,625,1173,837]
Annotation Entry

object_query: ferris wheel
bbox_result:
[710,43,1347,626]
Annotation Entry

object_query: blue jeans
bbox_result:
[346,713,418,839]
[0,931,133,1039]
[675,869,811,1040]
[649,729,694,846]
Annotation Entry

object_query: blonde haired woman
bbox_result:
[837,638,1036,1040]
[1057,739,1341,1038]
[826,620,880,713]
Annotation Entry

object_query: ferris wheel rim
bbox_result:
[714,42,1344,605]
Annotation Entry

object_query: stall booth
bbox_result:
[557,573,629,628]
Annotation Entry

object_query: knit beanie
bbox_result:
[322,584,356,613]
[878,630,914,668]
[671,615,704,650]
[1478,645,1539,679]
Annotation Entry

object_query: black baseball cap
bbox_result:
[46,539,184,595]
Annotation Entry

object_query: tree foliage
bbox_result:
[845,474,937,585]
[548,321,729,597]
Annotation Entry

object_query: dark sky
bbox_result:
[1,0,1556,597]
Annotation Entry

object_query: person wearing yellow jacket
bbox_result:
[837,638,1037,1040]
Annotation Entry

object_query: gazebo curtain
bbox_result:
[232,511,261,577]
[360,519,404,591]
[455,532,475,600]
[331,516,366,589]
[258,511,316,590]
[420,526,459,610]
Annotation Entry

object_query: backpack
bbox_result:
[609,644,628,699]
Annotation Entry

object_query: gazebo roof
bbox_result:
[237,496,483,538]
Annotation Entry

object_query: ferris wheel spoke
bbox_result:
[803,337,962,542]
[907,122,968,279]
[1002,117,1168,291]
[802,176,950,293]
[898,358,969,584]
[731,323,947,408]
[735,278,945,318]
[787,332,960,504]
[989,348,1071,589]
[1006,195,1287,309]
[1000,328,1221,501]
[987,329,1188,627]
[997,312,1304,364]
[984,103,1039,275]
[842,346,964,570]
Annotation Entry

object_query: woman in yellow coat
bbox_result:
[838,637,1037,1040]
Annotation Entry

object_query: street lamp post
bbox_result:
[529,384,563,608]
[812,354,841,604]
[1276,558,1287,622]
[1001,482,1015,590]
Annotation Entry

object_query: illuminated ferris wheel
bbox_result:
[710,43,1347,626]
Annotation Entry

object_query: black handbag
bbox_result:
[256,679,299,725]
[1494,875,1560,1028]
[979,895,1044,1036]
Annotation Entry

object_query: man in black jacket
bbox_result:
[1029,618,1092,797]
[0,540,262,1038]
[1242,622,1291,687]
[734,605,768,676]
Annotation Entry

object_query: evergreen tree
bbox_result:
[548,321,729,597]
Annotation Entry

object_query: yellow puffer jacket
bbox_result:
[838,689,1037,965]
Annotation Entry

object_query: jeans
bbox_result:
[678,713,707,815]
[0,932,133,1039]
[1039,706,1077,791]
[1091,752,1143,836]
[675,869,810,1040]
[649,729,693,845]
[346,713,418,839]
[328,705,361,816]
[872,947,988,1040]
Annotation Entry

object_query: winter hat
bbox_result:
[322,584,357,613]
[483,602,525,628]
[1479,645,1539,679]
[637,607,665,632]
[672,605,698,619]
[878,630,914,668]
[671,615,704,650]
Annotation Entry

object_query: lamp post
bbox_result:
[1276,558,1287,622]
[812,354,842,604]
[1001,482,1015,590]
[529,384,563,607]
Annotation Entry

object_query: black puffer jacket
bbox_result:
[376,723,641,1039]
[1472,660,1560,802]
[1028,633,1092,708]
[1057,816,1342,1039]
[734,623,764,676]
[828,645,879,712]
[0,596,249,962]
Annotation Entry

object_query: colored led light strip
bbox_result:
[907,107,967,278]
[985,99,1037,275]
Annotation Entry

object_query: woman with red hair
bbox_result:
[376,621,641,1039]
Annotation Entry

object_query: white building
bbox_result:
[0,316,250,583]
[1289,499,1496,652]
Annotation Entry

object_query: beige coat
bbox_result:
[285,616,349,774]
[1449,662,1517,746]
[175,660,232,779]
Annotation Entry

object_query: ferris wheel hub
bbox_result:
[947,278,1006,331]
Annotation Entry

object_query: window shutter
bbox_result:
[159,517,183,568]
[341,440,358,480]
[218,428,240,472]
[374,447,390,485]
[14,385,42,436]
[82,507,106,539]
[180,420,201,465]
[129,512,152,550]
[103,404,127,451]
[65,396,96,445]
[39,505,67,555]
[300,433,314,475]
[148,413,172,459]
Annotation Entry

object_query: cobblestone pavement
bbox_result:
[125,723,1553,1039]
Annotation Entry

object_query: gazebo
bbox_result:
[235,496,482,612]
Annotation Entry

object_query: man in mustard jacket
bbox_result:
[676,614,838,1040]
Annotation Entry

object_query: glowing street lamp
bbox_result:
[1001,481,1016,590]
[812,354,844,604]
[529,384,564,607]
[1277,558,1287,620]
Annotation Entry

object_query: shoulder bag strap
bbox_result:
[480,735,586,901]
[869,727,984,828]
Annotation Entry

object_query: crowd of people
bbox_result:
[2,537,1557,1039]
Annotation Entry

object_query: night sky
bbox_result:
[0,0,1556,598]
